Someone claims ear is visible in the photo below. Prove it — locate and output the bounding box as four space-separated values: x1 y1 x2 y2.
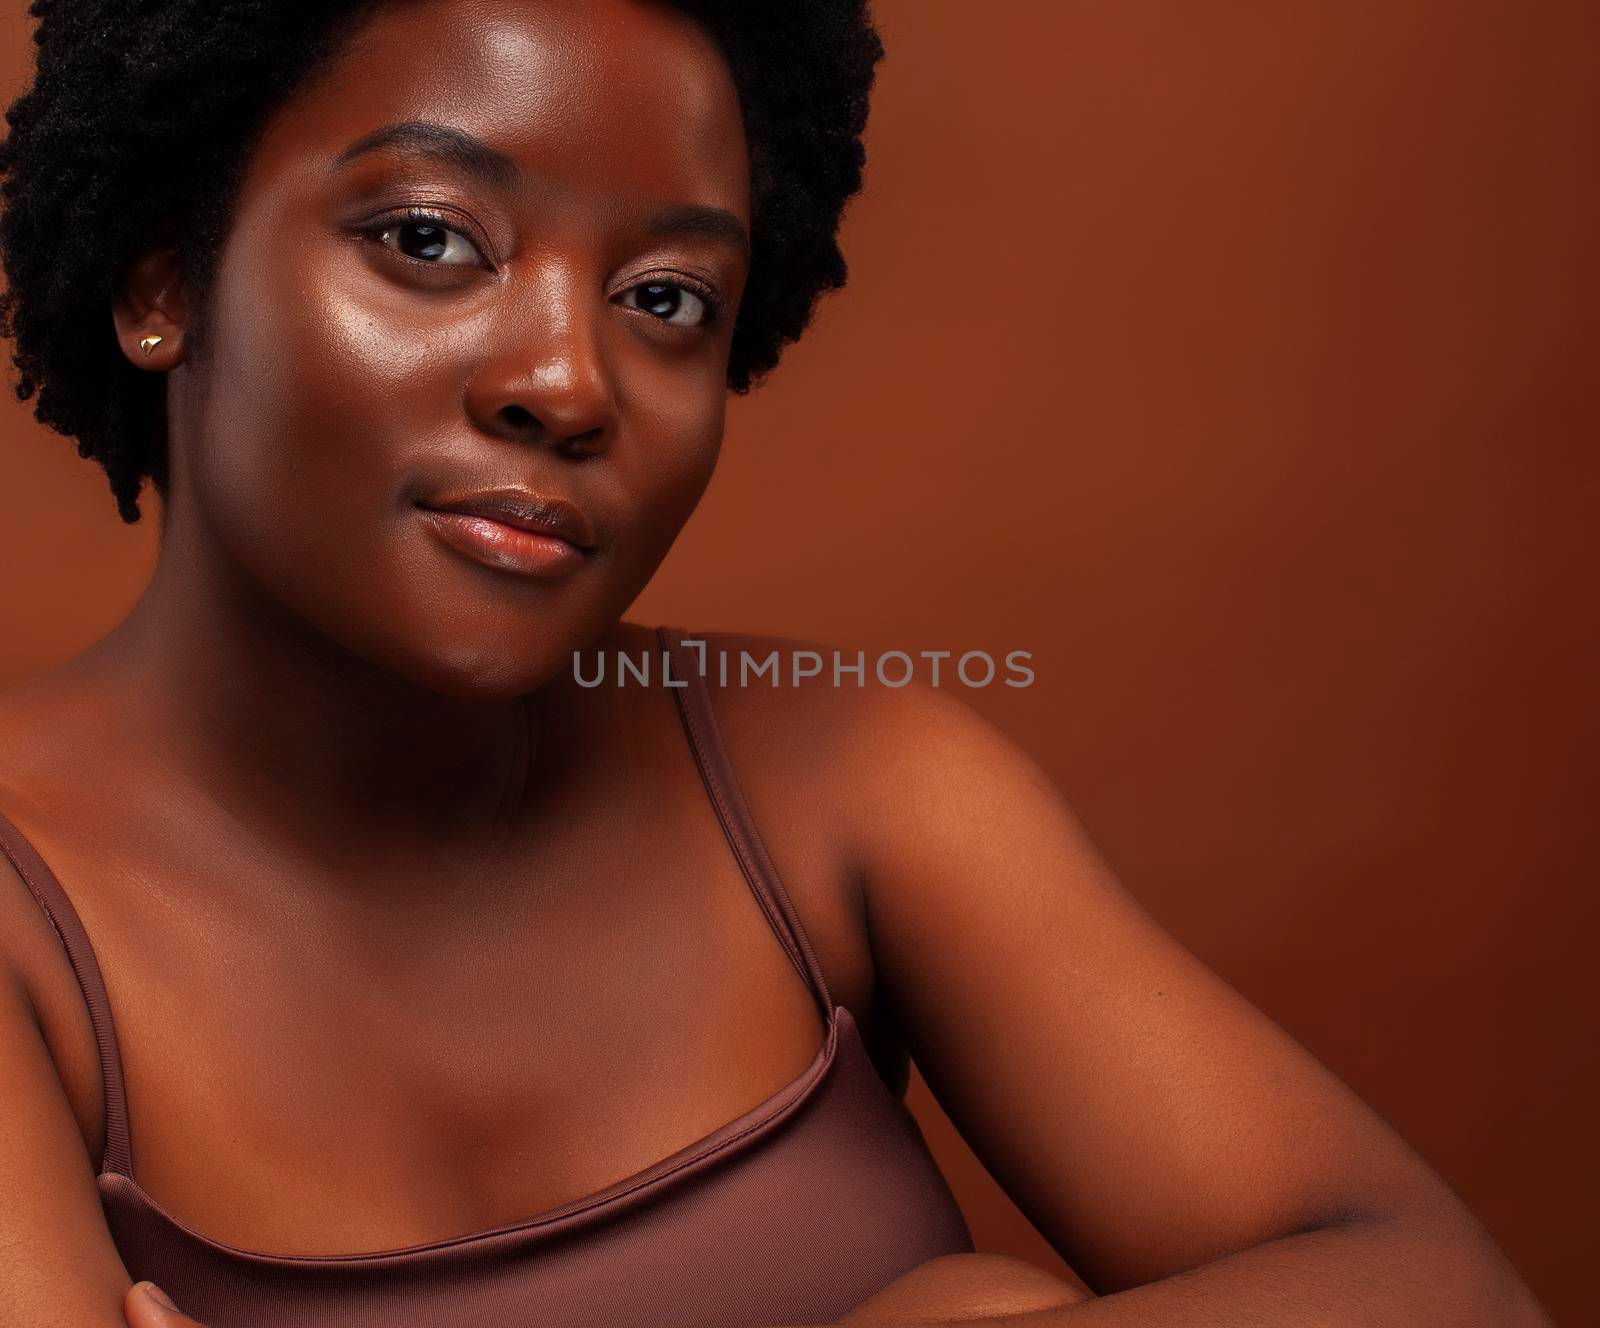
111 245 191 371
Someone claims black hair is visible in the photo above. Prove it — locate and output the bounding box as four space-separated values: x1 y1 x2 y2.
0 1 884 523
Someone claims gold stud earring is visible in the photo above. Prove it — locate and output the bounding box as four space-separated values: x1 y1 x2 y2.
139 334 164 357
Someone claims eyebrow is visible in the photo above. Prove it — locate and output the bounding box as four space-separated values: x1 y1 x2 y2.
333 119 751 260
334 119 520 191
642 203 751 261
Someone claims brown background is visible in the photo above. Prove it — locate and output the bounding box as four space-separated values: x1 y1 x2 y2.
1 1 1592 1322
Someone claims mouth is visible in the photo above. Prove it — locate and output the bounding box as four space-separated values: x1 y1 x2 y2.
415 488 597 579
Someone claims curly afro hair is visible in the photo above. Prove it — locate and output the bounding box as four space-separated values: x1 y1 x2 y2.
0 1 885 523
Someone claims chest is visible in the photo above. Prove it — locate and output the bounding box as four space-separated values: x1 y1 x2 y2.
136 920 827 1252
22 794 890 1256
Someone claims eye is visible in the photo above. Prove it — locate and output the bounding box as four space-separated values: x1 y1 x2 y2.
621 279 716 328
365 208 486 267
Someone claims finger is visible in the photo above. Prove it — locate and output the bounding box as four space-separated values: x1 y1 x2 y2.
123 1281 209 1328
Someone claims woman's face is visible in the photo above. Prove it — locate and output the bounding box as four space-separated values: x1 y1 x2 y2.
159 0 749 697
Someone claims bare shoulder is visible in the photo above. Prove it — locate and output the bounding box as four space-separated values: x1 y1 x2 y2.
681 626 1038 876
0 680 113 1175
0 730 83 1013
0 825 131 1319
665 627 1023 1030
679 624 972 812
681 624 1000 744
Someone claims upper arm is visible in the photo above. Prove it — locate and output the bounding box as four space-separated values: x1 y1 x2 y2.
838 680 1472 1294
0 855 134 1325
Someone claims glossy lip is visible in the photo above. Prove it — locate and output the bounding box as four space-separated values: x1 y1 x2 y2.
415 488 597 551
415 487 597 580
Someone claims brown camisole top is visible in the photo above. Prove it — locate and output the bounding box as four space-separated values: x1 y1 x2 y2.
0 625 974 1327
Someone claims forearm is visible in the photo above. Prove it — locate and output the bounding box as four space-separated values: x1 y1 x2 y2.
774 1212 1551 1328
1043 1211 1547 1328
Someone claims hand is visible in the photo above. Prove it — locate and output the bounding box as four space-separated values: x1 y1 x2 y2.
838 1252 1093 1324
124 1281 210 1328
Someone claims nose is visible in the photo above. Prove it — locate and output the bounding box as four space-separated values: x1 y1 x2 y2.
462 283 617 458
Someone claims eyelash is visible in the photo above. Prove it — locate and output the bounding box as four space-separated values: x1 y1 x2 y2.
360 206 725 328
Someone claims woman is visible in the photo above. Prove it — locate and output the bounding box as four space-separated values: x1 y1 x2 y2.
0 2 1551 1326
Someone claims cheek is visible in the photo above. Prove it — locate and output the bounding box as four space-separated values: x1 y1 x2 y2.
602 384 724 596
198 240 445 506
184 248 529 703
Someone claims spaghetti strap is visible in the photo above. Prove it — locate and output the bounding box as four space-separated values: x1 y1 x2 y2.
0 808 134 1178
656 625 836 1020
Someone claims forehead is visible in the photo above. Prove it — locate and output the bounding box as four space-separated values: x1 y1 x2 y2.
250 0 748 218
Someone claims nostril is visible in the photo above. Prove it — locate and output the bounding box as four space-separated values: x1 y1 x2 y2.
561 425 607 456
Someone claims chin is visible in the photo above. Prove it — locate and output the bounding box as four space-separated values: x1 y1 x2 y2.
408 640 571 702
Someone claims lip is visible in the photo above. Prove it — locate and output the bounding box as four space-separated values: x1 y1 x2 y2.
415 488 596 579
418 489 596 548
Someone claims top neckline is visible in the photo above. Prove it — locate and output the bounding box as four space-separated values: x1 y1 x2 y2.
97 1006 850 1267
0 623 849 1265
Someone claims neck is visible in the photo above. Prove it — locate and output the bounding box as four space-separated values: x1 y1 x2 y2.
77 519 607 863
